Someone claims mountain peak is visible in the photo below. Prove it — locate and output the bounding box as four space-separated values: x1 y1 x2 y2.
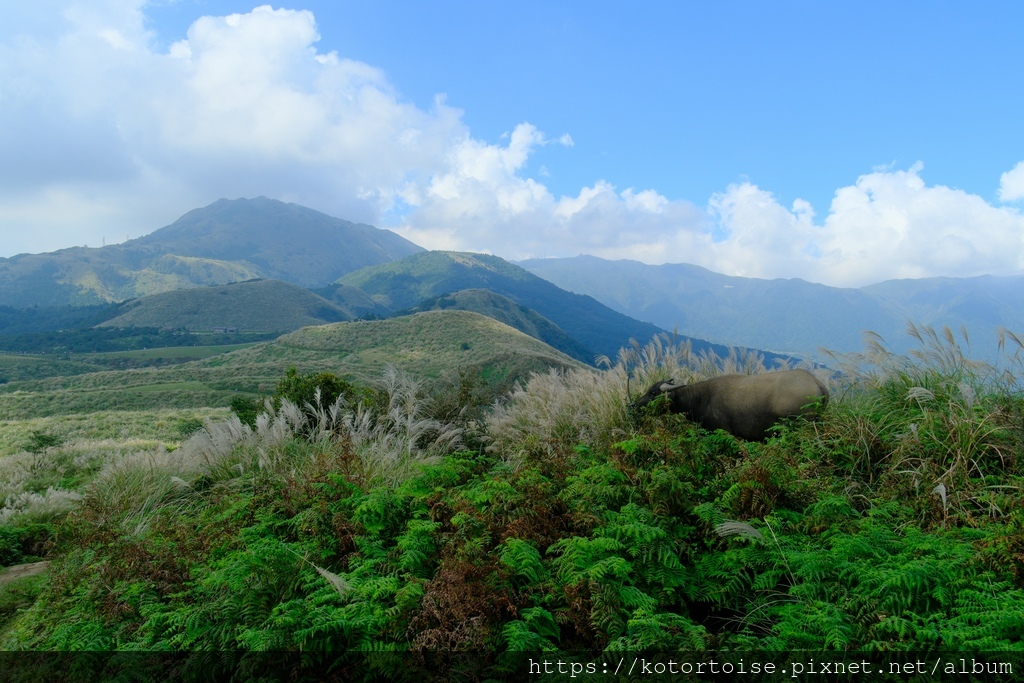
0 198 425 307
129 197 424 288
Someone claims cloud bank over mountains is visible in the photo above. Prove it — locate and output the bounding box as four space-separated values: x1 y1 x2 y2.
2 2 1022 287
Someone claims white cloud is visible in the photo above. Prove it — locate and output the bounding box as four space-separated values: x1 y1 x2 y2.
1 3 1022 289
0 2 468 251
1000 161 1024 202
693 164 1024 286
814 164 1024 285
402 158 1024 287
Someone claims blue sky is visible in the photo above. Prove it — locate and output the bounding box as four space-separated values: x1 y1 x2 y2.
2 1 1023 286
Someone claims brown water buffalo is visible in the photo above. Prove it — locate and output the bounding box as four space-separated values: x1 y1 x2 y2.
631 369 828 441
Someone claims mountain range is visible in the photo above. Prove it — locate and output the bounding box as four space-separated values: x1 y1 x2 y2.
519 256 1024 358
2 196 1020 363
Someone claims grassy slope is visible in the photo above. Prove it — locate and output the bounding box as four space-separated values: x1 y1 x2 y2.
0 311 585 417
0 343 261 385
272 309 586 382
97 279 353 331
400 289 597 364
0 247 263 307
339 251 668 361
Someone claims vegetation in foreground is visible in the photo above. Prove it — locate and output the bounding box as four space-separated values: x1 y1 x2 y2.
0 325 1023 680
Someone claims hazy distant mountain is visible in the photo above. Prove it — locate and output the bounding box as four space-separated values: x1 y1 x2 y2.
861 276 1024 346
401 288 596 364
97 279 357 332
519 256 1024 358
0 197 423 308
337 251 796 365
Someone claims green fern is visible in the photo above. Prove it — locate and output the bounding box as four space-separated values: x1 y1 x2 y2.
501 607 560 651
498 538 549 587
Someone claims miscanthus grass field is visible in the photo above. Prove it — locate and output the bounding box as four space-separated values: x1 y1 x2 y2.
1 324 1024 680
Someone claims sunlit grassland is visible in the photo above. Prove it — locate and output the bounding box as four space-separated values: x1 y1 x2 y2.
0 354 105 383
90 343 257 360
0 311 585 418
0 342 257 387
0 407 228 534
0 407 231 457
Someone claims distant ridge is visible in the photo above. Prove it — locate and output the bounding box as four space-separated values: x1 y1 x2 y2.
519 255 1024 358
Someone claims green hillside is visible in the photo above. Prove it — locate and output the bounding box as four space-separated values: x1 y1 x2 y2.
271 310 586 384
402 289 596 364
97 279 354 332
312 282 392 320
0 311 585 417
0 248 261 307
338 251 667 360
338 251 536 310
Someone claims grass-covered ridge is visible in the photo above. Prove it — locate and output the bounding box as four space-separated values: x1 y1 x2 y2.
1 325 1023 679
400 288 597 365
277 309 585 376
338 250 669 361
0 311 585 418
96 279 355 332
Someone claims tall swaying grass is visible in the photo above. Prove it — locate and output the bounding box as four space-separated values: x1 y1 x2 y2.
485 323 1023 523
0 488 83 526
486 333 802 466
80 366 463 535
820 322 1024 521
0 438 169 529
343 366 463 486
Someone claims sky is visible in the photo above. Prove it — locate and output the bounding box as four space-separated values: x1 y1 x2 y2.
2 1 1023 287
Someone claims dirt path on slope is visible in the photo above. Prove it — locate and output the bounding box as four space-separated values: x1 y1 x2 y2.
0 561 49 587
